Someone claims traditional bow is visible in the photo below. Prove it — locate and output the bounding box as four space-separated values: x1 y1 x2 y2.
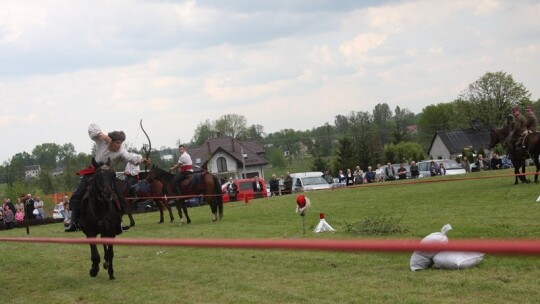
140 119 152 172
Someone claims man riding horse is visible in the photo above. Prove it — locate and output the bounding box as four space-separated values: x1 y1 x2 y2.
504 106 528 158
65 123 150 234
170 144 193 200
524 106 538 146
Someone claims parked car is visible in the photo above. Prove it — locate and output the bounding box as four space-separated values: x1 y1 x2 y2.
417 159 467 177
290 172 330 192
221 178 268 203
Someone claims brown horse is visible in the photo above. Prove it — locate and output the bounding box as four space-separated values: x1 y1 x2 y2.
122 178 175 226
489 127 529 184
523 132 540 183
146 165 223 223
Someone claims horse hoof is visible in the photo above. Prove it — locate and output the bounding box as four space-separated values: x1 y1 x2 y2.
103 261 109 269
109 275 116 280
187 219 191 224
90 267 99 277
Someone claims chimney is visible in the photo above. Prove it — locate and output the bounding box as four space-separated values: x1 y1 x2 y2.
231 138 235 152
206 141 211 154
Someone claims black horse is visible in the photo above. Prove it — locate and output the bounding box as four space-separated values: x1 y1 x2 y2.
78 158 120 280
523 132 540 183
489 127 529 184
146 165 223 223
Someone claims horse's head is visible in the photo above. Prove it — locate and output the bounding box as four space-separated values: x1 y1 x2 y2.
91 157 116 201
146 165 167 183
489 128 506 149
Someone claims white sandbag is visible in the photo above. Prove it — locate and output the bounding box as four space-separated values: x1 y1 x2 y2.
433 251 484 270
410 224 452 271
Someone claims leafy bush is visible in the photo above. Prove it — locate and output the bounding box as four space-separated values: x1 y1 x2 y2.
344 216 409 236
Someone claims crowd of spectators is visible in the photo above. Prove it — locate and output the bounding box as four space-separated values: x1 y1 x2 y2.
1 194 71 230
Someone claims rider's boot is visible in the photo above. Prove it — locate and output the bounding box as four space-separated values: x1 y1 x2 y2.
65 208 80 232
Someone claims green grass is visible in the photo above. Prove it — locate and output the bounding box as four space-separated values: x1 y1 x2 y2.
2 169 540 303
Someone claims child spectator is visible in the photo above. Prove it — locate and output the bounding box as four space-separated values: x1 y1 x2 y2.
15 209 24 224
3 205 14 230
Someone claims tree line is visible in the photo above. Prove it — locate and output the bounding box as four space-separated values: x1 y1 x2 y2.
0 71 537 196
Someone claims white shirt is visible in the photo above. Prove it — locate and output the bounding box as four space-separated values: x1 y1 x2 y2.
177 151 193 172
125 162 140 176
89 123 143 167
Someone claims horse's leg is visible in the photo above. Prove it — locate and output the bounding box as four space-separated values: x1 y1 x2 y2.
157 199 165 224
175 199 185 224
180 198 191 224
123 197 135 227
534 153 540 183
521 159 530 183
162 198 175 223
89 243 100 277
103 244 115 280
208 196 218 222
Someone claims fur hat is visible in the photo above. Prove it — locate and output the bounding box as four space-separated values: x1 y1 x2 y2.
108 131 126 142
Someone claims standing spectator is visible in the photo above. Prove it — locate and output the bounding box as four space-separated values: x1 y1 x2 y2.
410 161 419 178
429 161 439 176
252 176 264 199
282 172 293 195
490 153 503 170
461 156 471 173
226 177 239 202
33 196 45 220
353 166 364 185
346 168 354 186
475 155 489 171
365 166 376 183
124 162 140 199
375 164 385 182
24 194 36 220
3 198 16 215
3 205 14 229
322 170 334 184
439 163 446 175
384 162 396 181
15 197 24 213
397 163 407 180
337 170 346 185
269 174 280 197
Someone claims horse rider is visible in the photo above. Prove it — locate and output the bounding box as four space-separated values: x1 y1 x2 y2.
504 106 527 156
65 124 150 234
521 106 538 148
170 144 193 200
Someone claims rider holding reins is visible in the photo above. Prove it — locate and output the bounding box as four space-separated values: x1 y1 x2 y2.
65 123 150 234
170 144 193 200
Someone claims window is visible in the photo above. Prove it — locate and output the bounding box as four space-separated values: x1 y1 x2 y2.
217 157 227 172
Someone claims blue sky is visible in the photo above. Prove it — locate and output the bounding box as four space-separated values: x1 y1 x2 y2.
1 0 539 163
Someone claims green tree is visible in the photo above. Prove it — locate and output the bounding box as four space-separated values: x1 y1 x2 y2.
333 137 356 173
373 103 393 146
417 102 458 149
214 114 247 138
191 119 215 146
458 71 531 127
266 147 286 168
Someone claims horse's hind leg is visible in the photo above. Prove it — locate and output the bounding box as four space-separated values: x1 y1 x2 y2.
89 244 100 277
209 198 218 222
162 198 175 223
103 244 115 280
181 199 191 224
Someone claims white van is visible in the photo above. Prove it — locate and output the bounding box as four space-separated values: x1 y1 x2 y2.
290 172 331 192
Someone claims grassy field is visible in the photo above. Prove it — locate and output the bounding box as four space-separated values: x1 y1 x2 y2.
2 169 540 303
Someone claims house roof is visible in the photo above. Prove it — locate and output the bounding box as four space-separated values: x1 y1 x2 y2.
187 136 268 168
430 127 492 154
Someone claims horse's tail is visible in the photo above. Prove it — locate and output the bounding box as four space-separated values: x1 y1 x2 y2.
213 175 223 219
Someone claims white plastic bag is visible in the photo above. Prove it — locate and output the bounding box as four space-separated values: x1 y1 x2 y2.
433 251 485 269
410 224 452 271
32 209 39 215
